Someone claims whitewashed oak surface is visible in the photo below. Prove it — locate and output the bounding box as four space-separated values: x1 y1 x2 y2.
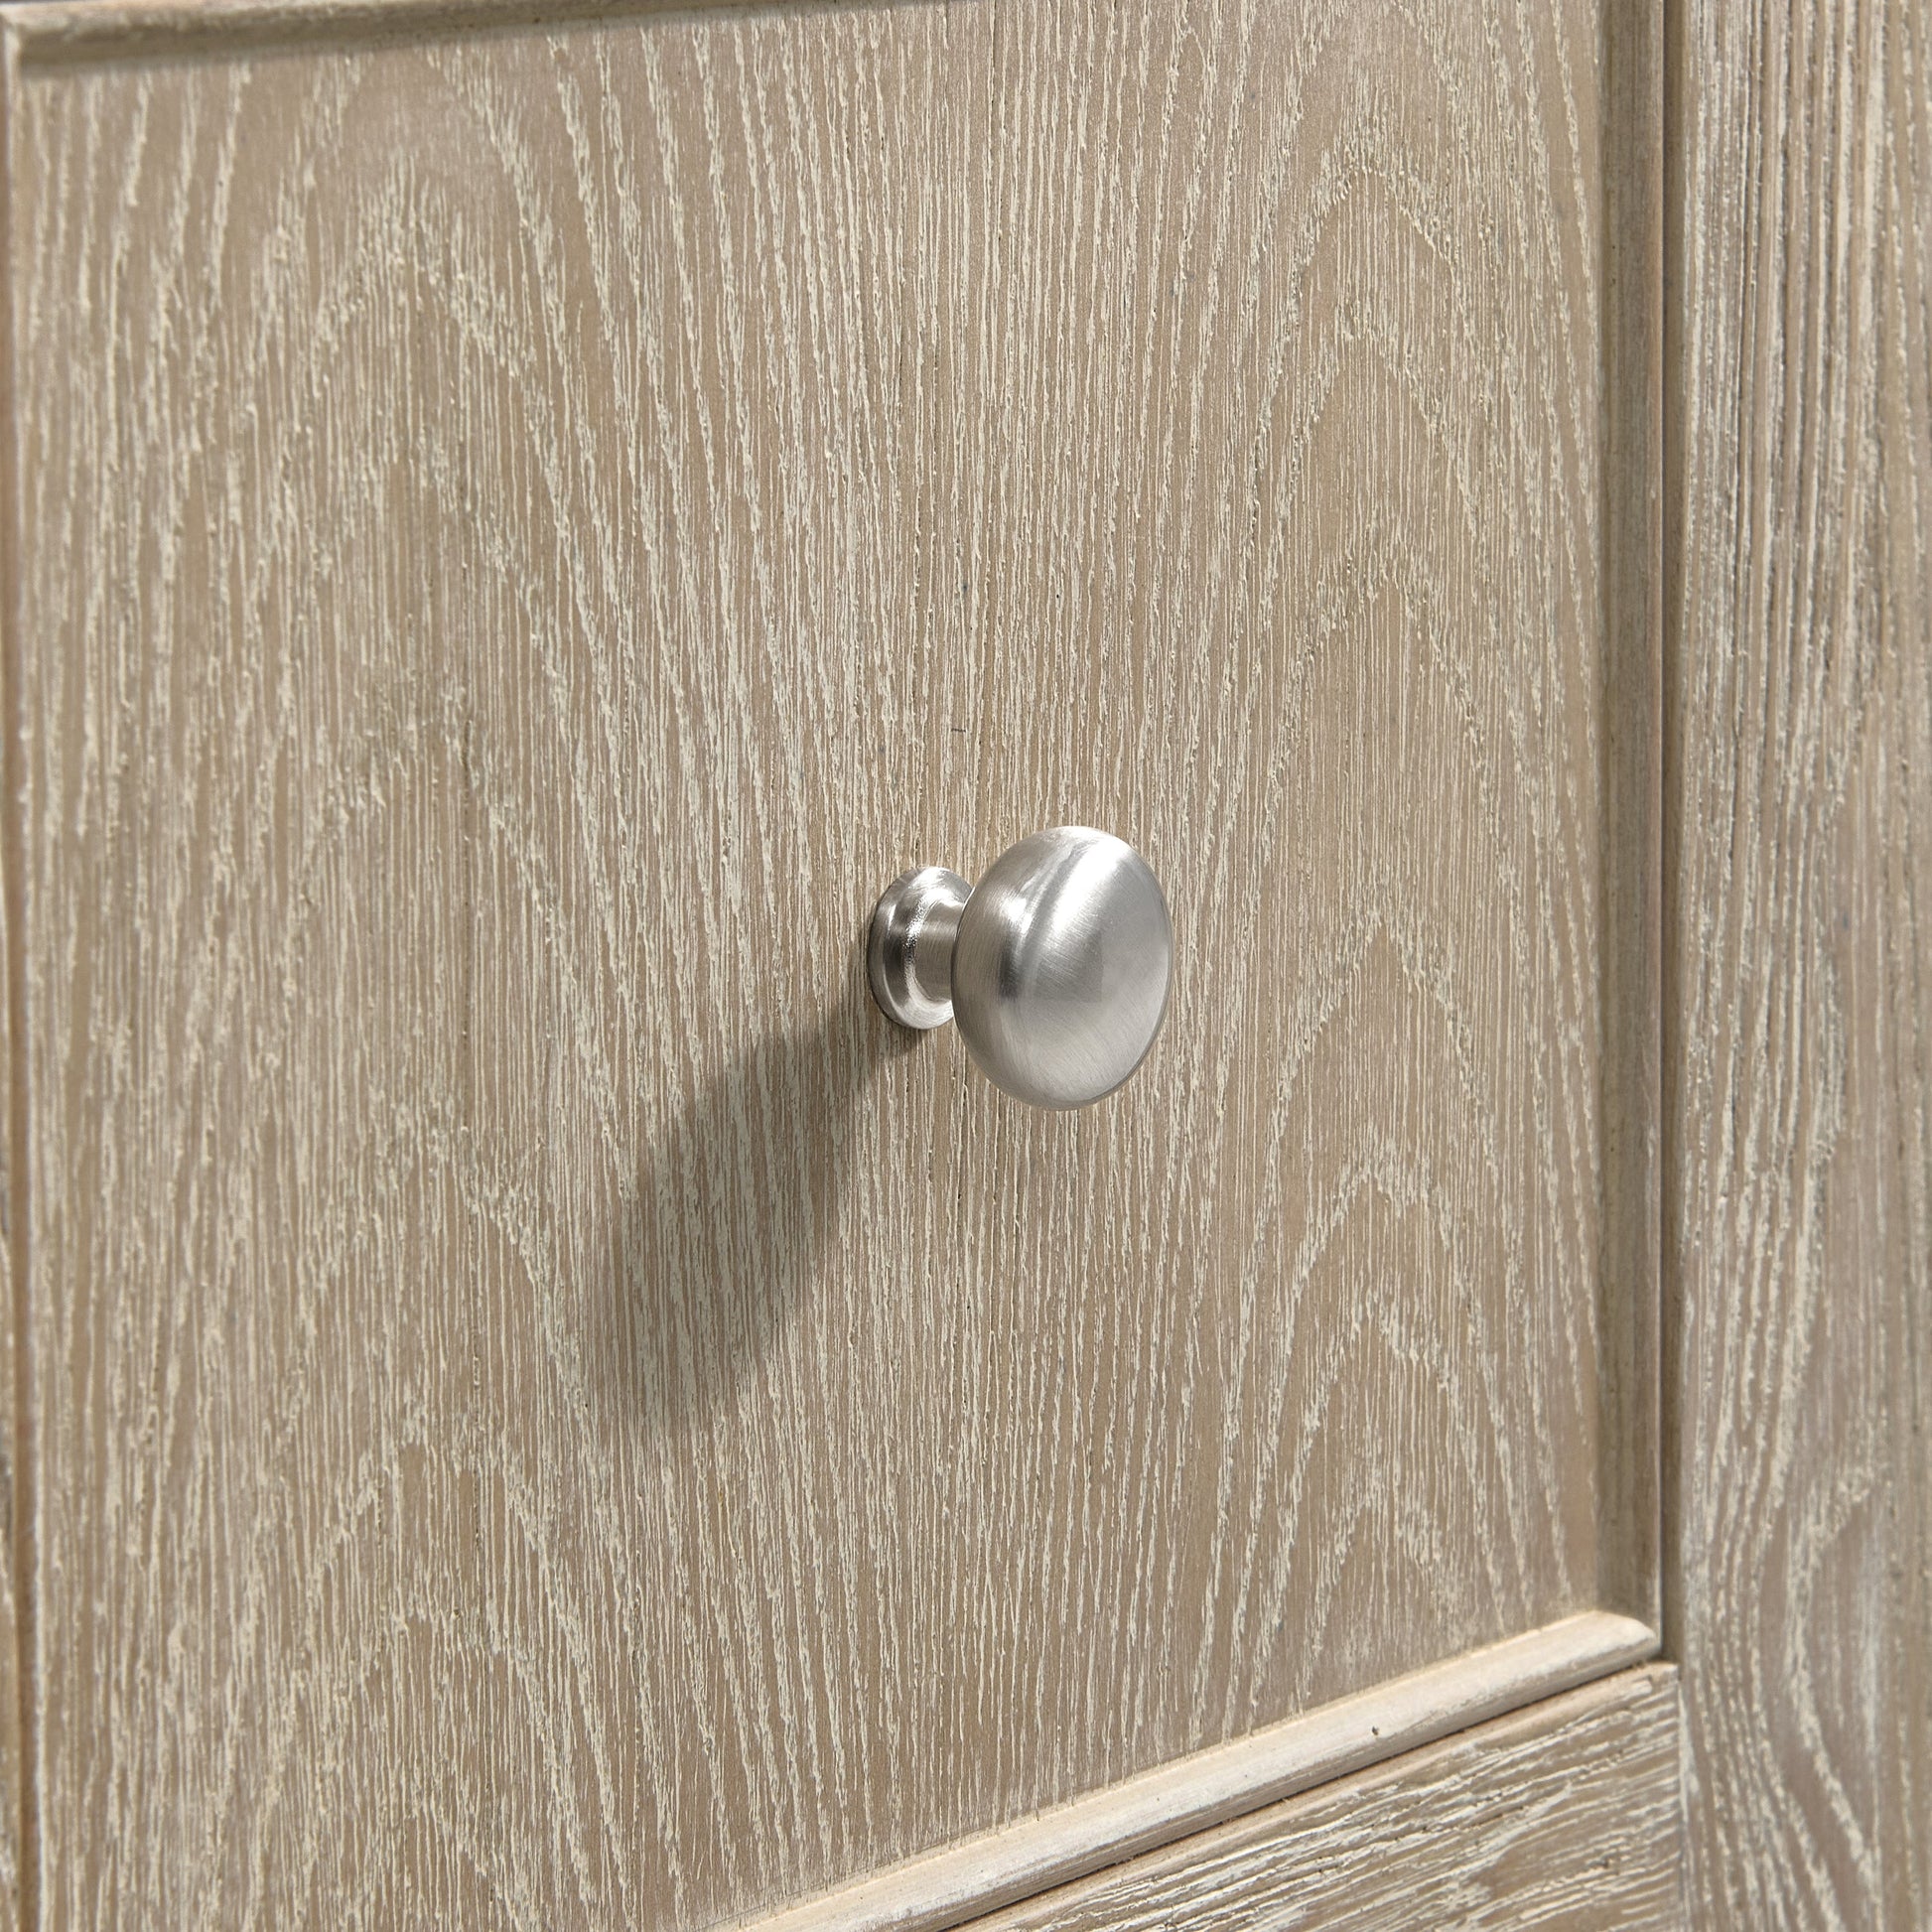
3 1 1650 1926
978 1665 1689 1930
0 870 19 1929
1667 0 1932 1922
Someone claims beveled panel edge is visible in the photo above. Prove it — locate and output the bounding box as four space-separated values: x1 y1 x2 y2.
1592 0 1666 1634
730 1611 1660 1932
0 0 827 65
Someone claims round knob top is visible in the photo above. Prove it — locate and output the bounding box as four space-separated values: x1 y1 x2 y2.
951 827 1172 1108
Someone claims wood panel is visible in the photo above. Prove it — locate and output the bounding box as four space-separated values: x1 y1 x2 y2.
976 1665 1689 1931
0 765 19 1928
2 1 1650 1926
1665 0 1932 1921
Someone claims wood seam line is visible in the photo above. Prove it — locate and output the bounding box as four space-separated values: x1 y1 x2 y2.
1655 0 1689 1685
728 1611 1661 1932
1591 0 1667 1635
0 0 845 66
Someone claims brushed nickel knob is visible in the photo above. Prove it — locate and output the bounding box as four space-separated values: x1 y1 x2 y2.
868 826 1173 1109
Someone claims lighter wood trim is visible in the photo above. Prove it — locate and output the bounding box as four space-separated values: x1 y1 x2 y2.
734 1612 1658 1932
977 1666 1689 1931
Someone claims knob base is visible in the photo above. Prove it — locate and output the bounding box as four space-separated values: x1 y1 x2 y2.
868 866 970 1030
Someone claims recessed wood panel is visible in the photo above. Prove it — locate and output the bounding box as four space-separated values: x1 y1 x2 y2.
2 1 1654 1925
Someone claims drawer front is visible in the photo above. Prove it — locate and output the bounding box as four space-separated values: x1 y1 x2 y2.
3 1 1657 1925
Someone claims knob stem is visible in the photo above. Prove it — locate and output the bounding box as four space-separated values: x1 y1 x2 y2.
868 865 970 1030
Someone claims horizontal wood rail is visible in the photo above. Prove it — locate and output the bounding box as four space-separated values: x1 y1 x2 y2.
3 0 806 63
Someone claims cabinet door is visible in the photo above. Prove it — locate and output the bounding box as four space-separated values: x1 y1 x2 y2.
0 1 1660 1925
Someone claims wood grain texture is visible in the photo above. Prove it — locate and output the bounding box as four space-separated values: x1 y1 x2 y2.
3 2 1652 1926
750 1612 1657 1932
0 29 25 1918
976 1664 1690 1932
1665 0 1932 1921
0 720 19 1932
6 0 815 63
